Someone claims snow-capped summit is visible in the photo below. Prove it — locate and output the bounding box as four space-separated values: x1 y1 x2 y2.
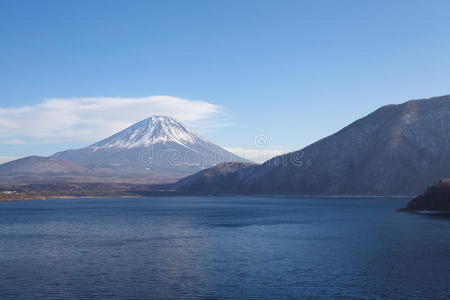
90 116 204 150
52 116 249 183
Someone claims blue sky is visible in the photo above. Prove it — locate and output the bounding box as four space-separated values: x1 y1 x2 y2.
1 0 450 163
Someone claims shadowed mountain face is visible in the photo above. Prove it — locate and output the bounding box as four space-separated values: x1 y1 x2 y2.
173 162 257 193
175 95 450 196
50 116 248 183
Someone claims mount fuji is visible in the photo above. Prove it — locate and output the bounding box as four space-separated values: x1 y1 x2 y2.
49 116 249 183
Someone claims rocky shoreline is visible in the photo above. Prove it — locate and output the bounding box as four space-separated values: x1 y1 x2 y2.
398 179 450 215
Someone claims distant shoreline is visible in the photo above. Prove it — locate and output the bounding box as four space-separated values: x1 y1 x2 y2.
0 194 141 202
0 191 413 203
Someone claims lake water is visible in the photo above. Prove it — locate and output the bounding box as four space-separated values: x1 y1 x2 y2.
1 196 449 299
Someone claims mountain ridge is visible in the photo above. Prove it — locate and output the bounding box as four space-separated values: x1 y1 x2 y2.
0 116 248 183
172 94 450 195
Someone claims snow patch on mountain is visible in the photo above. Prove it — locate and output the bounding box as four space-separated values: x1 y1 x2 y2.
90 116 204 150
50 115 250 183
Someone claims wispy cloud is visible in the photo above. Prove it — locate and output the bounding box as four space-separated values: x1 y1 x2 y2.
0 139 27 145
0 96 223 143
225 147 286 163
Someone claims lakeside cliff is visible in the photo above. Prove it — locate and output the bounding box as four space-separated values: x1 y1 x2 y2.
399 179 450 213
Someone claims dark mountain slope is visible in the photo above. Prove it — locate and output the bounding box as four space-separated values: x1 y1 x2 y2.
173 94 450 196
241 95 450 195
173 162 257 193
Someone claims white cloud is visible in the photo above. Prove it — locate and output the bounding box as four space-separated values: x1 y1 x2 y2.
0 96 222 143
0 139 27 145
225 147 286 163
0 156 19 164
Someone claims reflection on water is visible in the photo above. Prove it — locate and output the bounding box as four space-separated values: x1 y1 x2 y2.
1 196 449 299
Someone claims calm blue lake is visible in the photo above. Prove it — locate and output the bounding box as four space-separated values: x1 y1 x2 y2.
1 196 449 299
